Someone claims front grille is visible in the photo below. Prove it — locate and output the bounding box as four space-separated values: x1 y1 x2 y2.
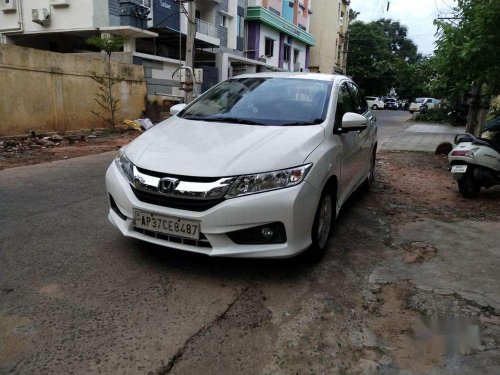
134 227 212 248
135 166 222 183
132 187 224 212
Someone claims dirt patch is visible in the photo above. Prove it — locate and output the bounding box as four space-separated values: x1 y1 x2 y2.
376 151 500 221
369 284 445 374
0 315 30 369
224 289 273 330
39 283 63 299
401 241 438 264
0 131 139 170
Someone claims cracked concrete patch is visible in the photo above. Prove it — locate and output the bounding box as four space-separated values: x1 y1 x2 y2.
370 219 500 311
156 287 276 375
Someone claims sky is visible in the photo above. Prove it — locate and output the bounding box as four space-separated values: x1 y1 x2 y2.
349 0 457 55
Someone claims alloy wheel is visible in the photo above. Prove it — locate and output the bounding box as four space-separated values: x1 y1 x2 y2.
317 195 333 249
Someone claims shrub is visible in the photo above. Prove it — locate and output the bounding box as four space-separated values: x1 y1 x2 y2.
413 107 450 123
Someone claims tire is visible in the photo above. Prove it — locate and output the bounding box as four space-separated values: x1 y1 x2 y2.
458 173 481 198
372 104 378 110
306 189 336 260
362 148 377 192
409 110 414 114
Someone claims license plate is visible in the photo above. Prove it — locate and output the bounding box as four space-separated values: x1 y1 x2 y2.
451 165 468 173
134 210 200 240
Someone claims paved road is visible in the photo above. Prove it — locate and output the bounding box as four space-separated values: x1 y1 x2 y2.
1 112 498 375
376 110 465 152
373 109 413 145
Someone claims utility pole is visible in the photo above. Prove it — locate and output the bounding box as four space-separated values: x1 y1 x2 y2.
185 0 196 103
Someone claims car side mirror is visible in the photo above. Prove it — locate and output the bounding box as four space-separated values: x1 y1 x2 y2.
170 103 187 116
339 112 368 132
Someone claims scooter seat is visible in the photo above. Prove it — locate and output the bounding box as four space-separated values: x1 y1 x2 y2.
456 133 500 153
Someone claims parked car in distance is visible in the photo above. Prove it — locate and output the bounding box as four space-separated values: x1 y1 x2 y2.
106 73 378 259
384 98 398 110
365 96 385 110
409 97 440 113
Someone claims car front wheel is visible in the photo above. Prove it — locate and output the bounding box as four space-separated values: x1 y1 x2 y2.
362 148 376 192
372 104 378 110
306 190 335 259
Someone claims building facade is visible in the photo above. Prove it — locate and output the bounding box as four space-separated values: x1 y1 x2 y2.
0 0 320 100
308 0 349 74
0 0 261 98
245 0 315 72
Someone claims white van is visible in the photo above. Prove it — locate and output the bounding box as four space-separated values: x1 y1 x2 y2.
409 98 440 113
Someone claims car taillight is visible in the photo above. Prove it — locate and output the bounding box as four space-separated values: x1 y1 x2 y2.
451 150 469 156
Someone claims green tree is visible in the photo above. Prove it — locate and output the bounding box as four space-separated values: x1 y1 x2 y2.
347 21 396 95
347 18 424 97
434 0 500 132
395 57 439 100
86 35 125 128
434 0 500 96
348 9 359 23
374 19 421 63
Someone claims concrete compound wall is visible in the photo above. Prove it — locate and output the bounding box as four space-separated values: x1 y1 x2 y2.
0 44 146 136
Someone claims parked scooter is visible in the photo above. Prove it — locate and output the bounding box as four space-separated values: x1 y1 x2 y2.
449 117 500 198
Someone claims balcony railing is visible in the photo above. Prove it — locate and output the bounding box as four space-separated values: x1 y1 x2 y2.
196 19 218 39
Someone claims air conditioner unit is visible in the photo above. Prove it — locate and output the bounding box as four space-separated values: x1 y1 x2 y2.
49 0 70 8
32 8 51 26
1 0 17 13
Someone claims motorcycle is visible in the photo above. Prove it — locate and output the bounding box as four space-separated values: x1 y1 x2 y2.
448 117 500 198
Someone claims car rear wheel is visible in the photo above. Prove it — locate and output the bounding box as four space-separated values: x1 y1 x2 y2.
372 104 378 110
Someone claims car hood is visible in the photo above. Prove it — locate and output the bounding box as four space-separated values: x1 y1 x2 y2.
124 116 325 177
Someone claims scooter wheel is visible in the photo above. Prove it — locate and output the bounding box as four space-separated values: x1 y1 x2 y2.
458 174 481 198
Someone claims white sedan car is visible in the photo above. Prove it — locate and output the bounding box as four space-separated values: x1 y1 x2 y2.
364 96 385 110
106 73 377 258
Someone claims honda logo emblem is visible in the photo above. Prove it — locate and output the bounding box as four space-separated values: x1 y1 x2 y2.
158 177 179 194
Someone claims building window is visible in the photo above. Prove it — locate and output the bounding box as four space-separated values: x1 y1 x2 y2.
237 15 244 37
294 49 300 64
284 44 291 62
220 15 226 27
269 7 280 16
265 38 274 57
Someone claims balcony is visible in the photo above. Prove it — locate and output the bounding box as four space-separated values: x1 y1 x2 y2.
196 18 218 39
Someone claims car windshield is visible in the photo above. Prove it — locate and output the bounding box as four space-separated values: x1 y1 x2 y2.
415 98 425 103
179 77 332 126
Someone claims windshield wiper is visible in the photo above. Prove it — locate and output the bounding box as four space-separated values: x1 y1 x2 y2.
280 118 324 126
183 116 266 125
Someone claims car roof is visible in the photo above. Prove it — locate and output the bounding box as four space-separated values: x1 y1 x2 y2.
233 72 345 83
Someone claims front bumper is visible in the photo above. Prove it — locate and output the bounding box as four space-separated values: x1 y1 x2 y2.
105 162 321 258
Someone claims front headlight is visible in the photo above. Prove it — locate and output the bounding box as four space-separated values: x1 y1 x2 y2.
115 149 134 183
226 164 312 198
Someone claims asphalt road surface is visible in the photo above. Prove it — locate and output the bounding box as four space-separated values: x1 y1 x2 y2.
3 111 497 375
